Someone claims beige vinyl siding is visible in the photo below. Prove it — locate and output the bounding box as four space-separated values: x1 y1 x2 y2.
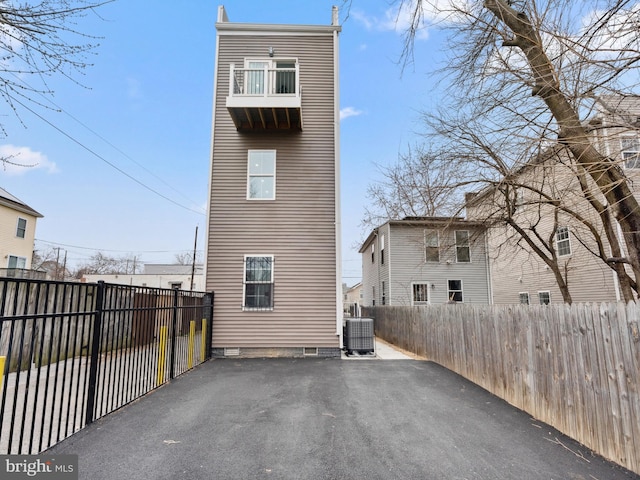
208 32 338 348
0 205 38 269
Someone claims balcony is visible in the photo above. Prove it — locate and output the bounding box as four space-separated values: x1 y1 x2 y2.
226 63 302 131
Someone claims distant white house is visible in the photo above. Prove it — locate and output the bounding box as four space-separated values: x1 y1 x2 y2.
0 187 43 278
82 264 205 291
360 217 492 306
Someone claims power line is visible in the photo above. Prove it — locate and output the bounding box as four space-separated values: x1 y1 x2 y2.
10 95 206 215
36 238 204 254
8 71 206 212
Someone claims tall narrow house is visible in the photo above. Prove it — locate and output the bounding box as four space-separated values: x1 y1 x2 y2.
206 6 342 357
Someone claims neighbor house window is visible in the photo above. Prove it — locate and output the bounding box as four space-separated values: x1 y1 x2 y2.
371 244 375 263
556 226 571 256
16 218 27 239
243 256 274 310
538 291 551 305
448 280 463 302
621 136 640 169
372 286 375 306
7 255 26 269
242 59 297 95
381 281 386 305
424 230 439 263
247 150 276 200
519 292 530 305
380 234 385 265
412 283 430 305
455 231 471 263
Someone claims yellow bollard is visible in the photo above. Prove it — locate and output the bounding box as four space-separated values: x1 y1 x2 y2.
201 319 207 361
0 356 5 393
157 326 168 386
187 321 195 369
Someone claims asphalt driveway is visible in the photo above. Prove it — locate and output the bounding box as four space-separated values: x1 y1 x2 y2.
49 358 638 480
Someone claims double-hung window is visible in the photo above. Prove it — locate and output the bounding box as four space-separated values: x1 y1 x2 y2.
16 218 27 238
412 283 430 305
448 280 463 302
519 292 530 305
243 256 274 310
424 229 439 262
7 255 26 269
556 226 571 257
538 291 551 305
621 136 640 169
455 231 471 263
247 150 275 200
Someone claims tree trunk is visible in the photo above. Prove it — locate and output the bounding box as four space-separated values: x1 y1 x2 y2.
484 0 640 293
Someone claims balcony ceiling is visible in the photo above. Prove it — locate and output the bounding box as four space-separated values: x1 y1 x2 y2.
227 106 302 131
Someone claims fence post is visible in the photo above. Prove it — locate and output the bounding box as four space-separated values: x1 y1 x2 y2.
204 292 214 360
169 289 178 380
85 281 105 425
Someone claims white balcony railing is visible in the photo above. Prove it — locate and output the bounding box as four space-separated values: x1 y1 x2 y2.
228 64 300 98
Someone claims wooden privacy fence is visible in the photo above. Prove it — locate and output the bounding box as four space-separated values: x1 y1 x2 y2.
363 303 640 475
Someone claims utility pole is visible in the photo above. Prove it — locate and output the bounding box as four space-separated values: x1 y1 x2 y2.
62 250 67 281
54 247 61 281
190 226 198 291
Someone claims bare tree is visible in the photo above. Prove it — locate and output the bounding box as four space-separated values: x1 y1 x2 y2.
380 0 640 300
74 252 141 277
362 144 469 229
0 0 110 167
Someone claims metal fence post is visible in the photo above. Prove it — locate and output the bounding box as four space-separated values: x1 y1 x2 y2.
205 292 214 360
169 289 178 380
85 281 104 425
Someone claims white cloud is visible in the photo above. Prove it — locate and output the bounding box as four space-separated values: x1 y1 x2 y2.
351 1 473 39
340 107 364 121
0 144 58 176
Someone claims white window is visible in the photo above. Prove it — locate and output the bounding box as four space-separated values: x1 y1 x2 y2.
424 230 439 263
372 286 376 306
621 136 640 169
380 234 385 265
538 291 551 305
16 218 27 239
247 150 276 200
455 231 471 263
519 292 530 305
371 244 375 264
556 226 571 256
448 280 463 302
412 283 430 305
8 255 27 269
243 256 274 310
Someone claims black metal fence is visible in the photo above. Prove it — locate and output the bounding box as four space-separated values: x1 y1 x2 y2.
0 278 214 454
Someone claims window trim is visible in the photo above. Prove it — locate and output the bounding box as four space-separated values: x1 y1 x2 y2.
538 291 551 305
555 226 571 257
411 282 430 306
247 150 276 200
243 255 274 311
16 217 27 239
455 230 471 263
447 279 463 303
424 229 440 263
621 136 640 169
7 255 27 269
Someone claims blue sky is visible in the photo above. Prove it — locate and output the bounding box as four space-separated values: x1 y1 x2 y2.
0 1 445 285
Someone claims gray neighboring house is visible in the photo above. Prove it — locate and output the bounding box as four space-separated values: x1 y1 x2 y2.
360 217 492 306
205 6 342 357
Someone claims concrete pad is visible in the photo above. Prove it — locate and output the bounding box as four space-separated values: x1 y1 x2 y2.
48 359 639 480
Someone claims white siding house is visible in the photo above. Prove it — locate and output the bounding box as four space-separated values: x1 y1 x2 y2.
360 217 492 306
